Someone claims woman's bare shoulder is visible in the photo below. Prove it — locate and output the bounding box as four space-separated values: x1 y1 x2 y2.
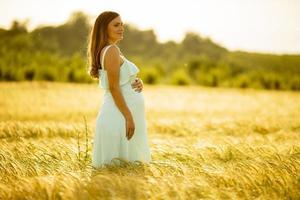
102 46 122 71
100 45 119 62
105 45 119 59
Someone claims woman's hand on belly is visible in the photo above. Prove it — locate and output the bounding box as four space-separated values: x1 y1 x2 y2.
131 78 143 93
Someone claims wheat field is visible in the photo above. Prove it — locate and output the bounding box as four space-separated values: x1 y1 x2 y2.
0 81 299 200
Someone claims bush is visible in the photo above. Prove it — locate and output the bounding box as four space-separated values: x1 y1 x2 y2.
169 68 192 85
24 68 35 80
139 67 161 84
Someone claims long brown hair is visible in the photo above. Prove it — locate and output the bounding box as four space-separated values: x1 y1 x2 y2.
87 11 120 79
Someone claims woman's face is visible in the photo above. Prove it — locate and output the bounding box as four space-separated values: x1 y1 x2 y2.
107 16 124 43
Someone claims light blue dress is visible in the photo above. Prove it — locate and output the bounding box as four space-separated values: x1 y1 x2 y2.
91 44 151 168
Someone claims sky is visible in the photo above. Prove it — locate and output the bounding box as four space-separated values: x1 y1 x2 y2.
0 0 300 55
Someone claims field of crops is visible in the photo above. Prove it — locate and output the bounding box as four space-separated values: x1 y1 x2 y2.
0 81 299 199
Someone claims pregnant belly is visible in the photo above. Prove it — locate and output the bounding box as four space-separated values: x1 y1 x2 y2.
102 84 145 112
122 86 145 108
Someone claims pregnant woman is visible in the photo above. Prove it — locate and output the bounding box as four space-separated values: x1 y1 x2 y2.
87 11 151 168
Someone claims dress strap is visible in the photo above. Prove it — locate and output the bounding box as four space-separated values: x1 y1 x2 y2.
101 44 119 70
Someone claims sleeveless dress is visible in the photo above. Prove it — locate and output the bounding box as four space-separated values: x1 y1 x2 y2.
91 44 151 168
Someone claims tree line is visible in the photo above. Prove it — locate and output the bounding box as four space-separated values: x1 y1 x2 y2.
0 11 299 91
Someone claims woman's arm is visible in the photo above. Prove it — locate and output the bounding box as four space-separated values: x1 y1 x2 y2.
104 45 132 119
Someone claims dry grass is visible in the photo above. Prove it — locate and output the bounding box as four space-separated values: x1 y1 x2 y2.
0 81 299 199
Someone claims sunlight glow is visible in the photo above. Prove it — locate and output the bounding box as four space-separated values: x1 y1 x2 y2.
0 0 299 54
